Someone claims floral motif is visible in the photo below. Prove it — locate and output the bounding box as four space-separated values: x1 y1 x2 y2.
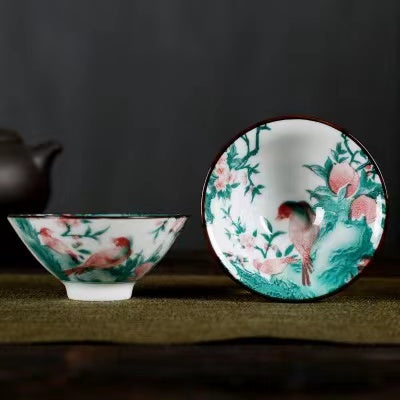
204 124 270 224
239 233 255 250
58 215 81 227
151 219 169 240
150 217 187 240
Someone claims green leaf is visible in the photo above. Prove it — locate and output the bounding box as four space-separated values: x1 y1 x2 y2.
78 249 91 255
252 229 257 237
204 186 216 224
261 233 270 242
229 158 242 169
255 246 267 258
307 190 332 203
331 149 339 162
227 144 238 169
276 249 282 257
94 226 110 236
271 231 285 240
251 188 258 202
221 207 230 217
337 185 347 201
264 218 273 233
284 244 295 256
303 164 327 180
336 142 346 154
61 224 71 236
357 169 384 198
249 185 265 201
230 182 240 189
324 157 333 175
217 190 226 199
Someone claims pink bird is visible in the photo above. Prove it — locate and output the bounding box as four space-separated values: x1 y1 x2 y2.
65 237 132 276
39 228 79 263
276 201 319 286
253 256 296 276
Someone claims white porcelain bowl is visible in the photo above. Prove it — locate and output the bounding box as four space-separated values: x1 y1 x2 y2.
9 214 188 301
202 117 387 301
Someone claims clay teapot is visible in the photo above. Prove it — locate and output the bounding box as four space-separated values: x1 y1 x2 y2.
0 128 62 214
0 128 62 265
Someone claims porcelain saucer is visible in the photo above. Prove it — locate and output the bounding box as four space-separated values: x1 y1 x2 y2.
202 116 387 301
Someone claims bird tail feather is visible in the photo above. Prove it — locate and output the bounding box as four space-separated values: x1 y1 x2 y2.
302 255 313 286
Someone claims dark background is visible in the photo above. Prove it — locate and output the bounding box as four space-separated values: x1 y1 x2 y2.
0 0 397 254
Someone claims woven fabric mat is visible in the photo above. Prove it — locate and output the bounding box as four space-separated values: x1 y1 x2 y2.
0 274 399 345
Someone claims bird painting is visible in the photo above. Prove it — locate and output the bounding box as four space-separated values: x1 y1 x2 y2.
64 237 132 276
39 228 79 263
276 201 319 286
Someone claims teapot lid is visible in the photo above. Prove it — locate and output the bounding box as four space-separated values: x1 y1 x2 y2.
0 128 22 143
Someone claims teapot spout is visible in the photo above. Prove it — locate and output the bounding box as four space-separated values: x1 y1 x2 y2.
31 141 62 173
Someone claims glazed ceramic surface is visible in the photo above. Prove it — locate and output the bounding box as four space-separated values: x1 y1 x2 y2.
202 117 387 301
9 214 188 301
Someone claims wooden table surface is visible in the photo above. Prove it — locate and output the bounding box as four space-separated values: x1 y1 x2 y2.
1 252 399 399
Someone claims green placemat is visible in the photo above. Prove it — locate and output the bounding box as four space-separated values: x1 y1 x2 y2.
0 274 399 344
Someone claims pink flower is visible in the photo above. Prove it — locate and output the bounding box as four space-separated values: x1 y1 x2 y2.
215 176 227 191
216 164 228 176
365 164 373 176
227 171 237 184
328 162 360 197
215 170 237 192
350 195 377 224
58 216 80 227
239 234 255 249
134 262 154 280
170 217 186 233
